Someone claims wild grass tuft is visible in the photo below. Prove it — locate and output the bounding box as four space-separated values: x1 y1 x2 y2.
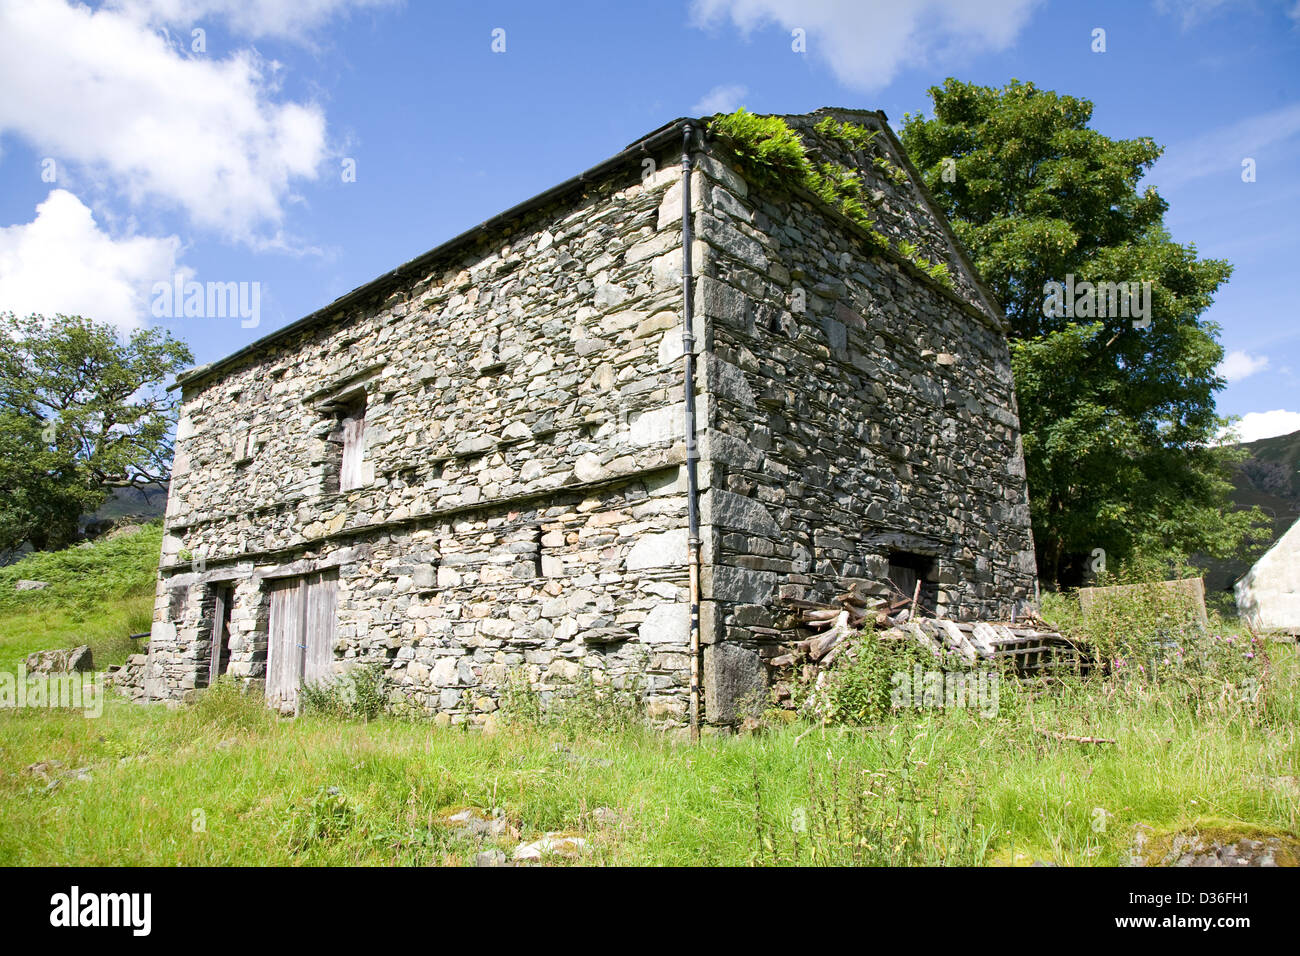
298 665 387 722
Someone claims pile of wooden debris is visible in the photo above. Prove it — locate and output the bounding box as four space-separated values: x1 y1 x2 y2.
773 583 1086 683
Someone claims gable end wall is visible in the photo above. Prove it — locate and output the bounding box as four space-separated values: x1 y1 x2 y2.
690 143 1037 721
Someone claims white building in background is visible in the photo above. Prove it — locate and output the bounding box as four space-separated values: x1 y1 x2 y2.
1236 516 1300 633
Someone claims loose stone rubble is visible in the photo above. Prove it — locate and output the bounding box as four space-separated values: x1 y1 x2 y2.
107 653 149 700
133 108 1037 728
1129 823 1298 867
441 807 519 843
512 833 589 862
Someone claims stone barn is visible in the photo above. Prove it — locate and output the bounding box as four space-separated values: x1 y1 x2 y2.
141 108 1038 730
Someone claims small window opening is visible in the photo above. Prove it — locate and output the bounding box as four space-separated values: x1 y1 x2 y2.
323 393 367 494
886 551 937 614
168 585 188 621
532 525 545 578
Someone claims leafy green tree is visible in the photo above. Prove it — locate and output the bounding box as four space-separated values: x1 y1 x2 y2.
0 313 192 552
0 410 97 552
900 79 1266 585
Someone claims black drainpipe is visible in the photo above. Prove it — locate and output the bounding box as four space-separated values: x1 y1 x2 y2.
680 123 702 742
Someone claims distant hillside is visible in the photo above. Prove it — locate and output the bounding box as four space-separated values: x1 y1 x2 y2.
89 483 169 524
1203 428 1300 594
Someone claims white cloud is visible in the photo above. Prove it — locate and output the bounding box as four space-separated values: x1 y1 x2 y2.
0 190 184 332
1218 349 1270 382
0 0 331 243
690 0 1041 92
109 0 398 43
1222 409 1300 444
693 84 749 114
1150 102 1300 190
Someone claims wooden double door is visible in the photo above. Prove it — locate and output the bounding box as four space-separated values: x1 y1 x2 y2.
266 570 338 712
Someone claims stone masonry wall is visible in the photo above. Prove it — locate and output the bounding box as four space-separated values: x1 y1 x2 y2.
689 131 1037 718
145 138 704 724
781 110 986 309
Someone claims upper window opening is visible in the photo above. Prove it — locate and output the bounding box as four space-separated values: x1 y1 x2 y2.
322 391 367 494
339 396 366 492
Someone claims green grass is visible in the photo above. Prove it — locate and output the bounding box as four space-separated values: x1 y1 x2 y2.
0 531 1295 866
0 642 1294 866
0 522 160 673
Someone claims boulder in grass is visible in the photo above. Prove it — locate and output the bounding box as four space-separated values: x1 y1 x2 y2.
24 645 94 673
14 580 49 592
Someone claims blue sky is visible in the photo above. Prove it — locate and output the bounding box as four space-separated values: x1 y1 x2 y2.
1 0 1297 440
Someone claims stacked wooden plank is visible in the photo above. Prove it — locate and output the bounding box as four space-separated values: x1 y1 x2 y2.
892 618 1085 674
776 587 1086 677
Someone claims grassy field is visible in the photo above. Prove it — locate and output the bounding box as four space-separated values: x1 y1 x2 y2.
0 644 1295 866
0 530 1296 866
0 523 160 673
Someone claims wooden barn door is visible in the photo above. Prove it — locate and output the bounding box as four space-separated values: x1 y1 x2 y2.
266 578 303 711
266 570 338 712
303 572 337 690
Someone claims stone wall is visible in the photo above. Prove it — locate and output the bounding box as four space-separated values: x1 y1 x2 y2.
688 118 1037 716
147 136 702 723
780 110 987 310
108 652 149 702
146 475 694 722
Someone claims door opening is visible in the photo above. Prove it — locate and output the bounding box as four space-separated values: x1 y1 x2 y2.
207 584 234 686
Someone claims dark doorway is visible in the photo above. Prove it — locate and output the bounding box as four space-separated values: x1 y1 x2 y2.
886 551 937 614
207 585 234 686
